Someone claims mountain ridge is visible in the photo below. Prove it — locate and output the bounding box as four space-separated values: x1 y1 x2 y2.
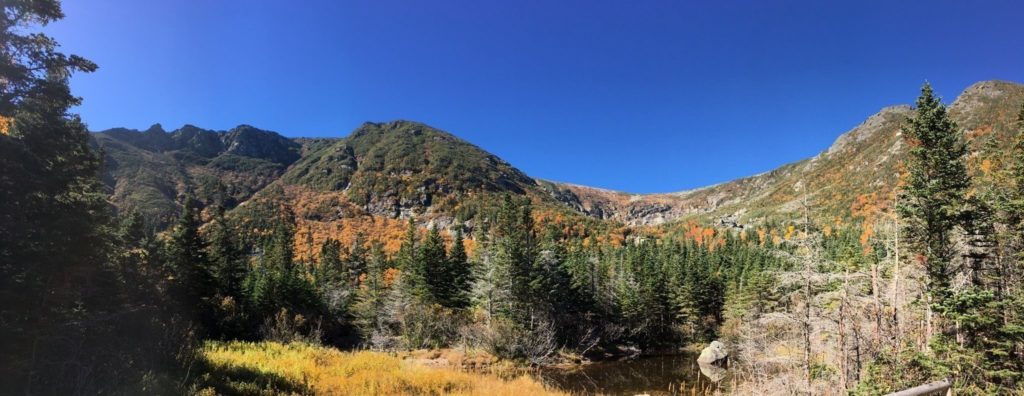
91 79 1024 230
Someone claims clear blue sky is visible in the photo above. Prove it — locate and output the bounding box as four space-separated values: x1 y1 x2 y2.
51 0 1024 193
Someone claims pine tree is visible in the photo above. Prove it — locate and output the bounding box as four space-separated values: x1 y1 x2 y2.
204 205 248 338
207 205 245 299
343 233 368 286
353 242 390 346
420 225 448 305
395 218 429 301
0 4 117 389
493 195 538 320
167 197 216 330
446 229 472 309
897 82 971 346
315 238 344 291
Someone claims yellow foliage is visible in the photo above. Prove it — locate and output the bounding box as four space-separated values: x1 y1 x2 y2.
199 341 564 396
980 158 994 175
0 116 10 136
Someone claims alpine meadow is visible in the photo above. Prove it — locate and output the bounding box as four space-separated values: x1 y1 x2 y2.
2 1 1024 395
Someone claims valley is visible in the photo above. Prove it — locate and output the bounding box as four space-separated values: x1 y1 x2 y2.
4 2 1024 394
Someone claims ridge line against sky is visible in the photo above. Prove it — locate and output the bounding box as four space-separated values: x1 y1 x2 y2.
50 0 1024 193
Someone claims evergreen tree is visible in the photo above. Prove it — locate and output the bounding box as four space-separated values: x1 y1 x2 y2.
0 2 180 390
420 225 448 305
353 242 390 346
315 238 344 291
343 233 368 286
445 229 472 309
897 82 970 332
166 197 216 331
207 205 246 299
205 205 248 338
493 195 538 321
395 218 429 301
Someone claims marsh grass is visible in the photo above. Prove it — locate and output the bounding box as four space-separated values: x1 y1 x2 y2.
193 341 564 395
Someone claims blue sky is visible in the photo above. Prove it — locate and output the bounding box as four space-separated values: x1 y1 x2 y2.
51 1 1024 193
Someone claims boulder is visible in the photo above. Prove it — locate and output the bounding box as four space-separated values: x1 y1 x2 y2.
698 361 727 382
697 340 728 365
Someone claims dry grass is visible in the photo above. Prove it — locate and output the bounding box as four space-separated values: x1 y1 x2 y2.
195 341 564 396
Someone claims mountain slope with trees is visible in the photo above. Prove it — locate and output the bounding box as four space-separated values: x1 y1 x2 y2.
92 80 1024 236
553 80 1024 227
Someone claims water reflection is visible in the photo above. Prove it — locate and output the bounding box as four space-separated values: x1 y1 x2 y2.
538 353 728 395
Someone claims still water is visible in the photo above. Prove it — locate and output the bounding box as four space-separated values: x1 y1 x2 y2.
537 353 729 395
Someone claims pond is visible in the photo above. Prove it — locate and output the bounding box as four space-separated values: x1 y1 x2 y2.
537 353 730 395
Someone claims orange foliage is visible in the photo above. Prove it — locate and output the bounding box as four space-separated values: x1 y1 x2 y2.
850 192 886 254
966 125 993 140
0 116 10 136
383 268 400 288
859 222 874 254
980 159 994 175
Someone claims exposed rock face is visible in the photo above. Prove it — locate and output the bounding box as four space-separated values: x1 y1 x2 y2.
697 340 728 365
91 124 303 225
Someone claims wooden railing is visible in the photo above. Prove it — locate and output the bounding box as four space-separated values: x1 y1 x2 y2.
886 379 952 396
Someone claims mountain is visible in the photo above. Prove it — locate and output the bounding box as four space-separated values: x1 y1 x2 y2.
92 124 303 224
279 120 537 218
549 80 1024 226
91 80 1024 236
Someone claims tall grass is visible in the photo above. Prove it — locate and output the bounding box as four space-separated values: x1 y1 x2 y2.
194 341 564 395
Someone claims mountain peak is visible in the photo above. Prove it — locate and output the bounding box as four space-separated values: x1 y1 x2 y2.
950 80 1024 126
144 123 165 134
825 104 911 156
350 120 461 142
280 119 535 217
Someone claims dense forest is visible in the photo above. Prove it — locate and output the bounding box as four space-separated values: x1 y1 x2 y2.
2 1 1023 395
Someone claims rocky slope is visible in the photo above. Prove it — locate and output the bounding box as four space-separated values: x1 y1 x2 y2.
92 124 303 224
551 80 1024 226
92 80 1024 233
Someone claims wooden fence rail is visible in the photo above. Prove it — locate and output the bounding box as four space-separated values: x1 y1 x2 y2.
885 379 952 396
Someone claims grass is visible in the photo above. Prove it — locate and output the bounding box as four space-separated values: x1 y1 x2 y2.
194 341 565 396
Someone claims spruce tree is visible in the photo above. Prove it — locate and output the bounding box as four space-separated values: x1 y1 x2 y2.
343 233 368 286
207 205 245 299
353 242 389 344
493 195 538 320
315 238 344 291
167 197 216 330
898 82 970 308
420 225 448 305
446 229 472 309
395 218 428 301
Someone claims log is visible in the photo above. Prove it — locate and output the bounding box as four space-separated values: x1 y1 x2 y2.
885 379 951 396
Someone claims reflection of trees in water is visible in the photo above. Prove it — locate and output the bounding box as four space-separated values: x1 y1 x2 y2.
539 354 725 395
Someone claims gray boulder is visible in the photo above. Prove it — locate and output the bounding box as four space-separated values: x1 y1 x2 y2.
698 361 727 382
697 340 728 365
